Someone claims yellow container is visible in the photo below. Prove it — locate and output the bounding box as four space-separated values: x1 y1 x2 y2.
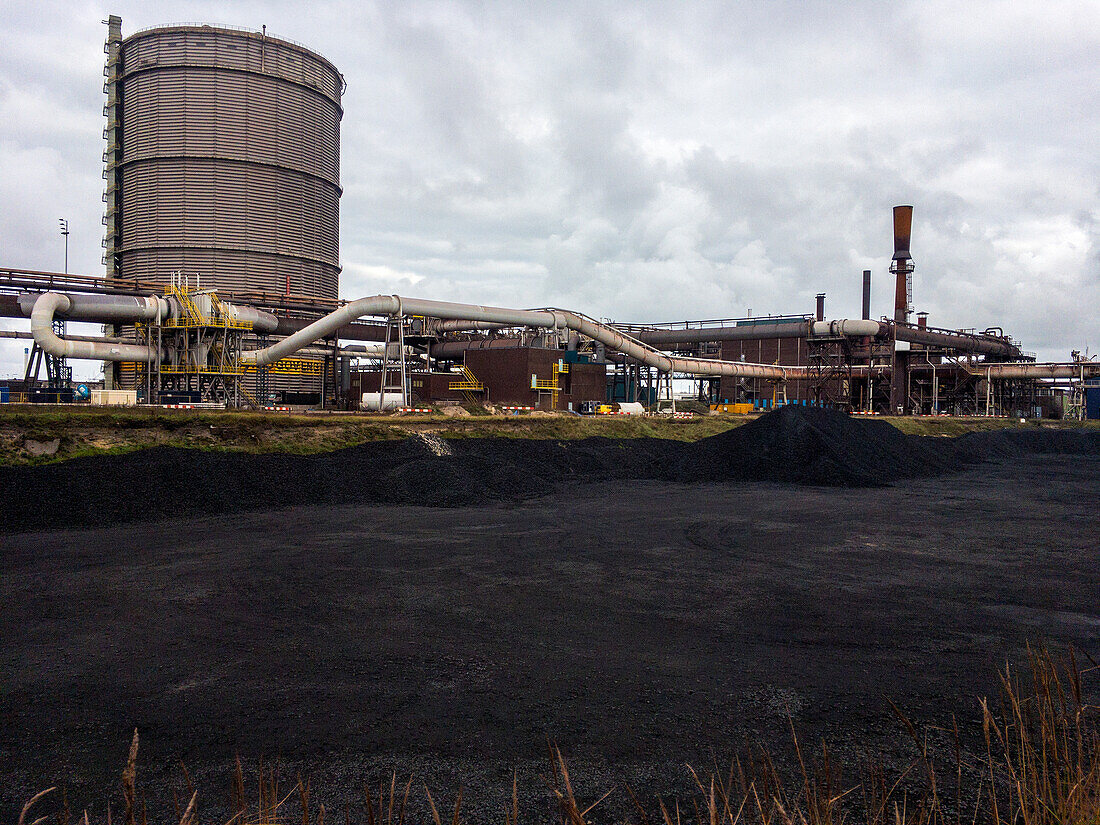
710 402 755 414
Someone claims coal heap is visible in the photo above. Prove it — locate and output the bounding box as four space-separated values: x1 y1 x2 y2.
2 407 1098 534
954 426 1100 461
682 405 962 487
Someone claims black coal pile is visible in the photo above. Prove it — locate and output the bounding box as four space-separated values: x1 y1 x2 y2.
680 405 963 487
954 426 1100 462
0 434 676 534
2 408 1098 534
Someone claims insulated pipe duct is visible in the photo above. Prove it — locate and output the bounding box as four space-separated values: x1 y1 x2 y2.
19 291 170 322
893 325 1018 357
905 361 1100 379
628 317 1012 358
18 290 277 333
221 302 279 333
30 292 160 362
622 321 812 347
278 343 397 359
810 319 883 338
241 294 795 379
978 362 1100 380
0 329 138 345
429 338 527 359
436 319 511 332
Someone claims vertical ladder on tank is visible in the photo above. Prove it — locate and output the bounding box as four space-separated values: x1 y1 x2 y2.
379 316 408 409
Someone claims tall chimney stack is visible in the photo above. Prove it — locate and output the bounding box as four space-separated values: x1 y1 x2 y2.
862 270 872 320
815 293 825 321
891 205 914 324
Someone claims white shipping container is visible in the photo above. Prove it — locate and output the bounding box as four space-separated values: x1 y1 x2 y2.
90 389 138 406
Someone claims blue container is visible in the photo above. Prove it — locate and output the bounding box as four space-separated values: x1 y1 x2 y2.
0 386 8 403
1087 386 1100 420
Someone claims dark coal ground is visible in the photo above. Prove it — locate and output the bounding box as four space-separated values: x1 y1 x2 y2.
4 406 1099 534
2 408 1099 821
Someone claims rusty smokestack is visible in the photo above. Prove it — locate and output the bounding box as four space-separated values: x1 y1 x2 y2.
815 293 825 322
891 205 913 324
892 205 913 262
862 270 871 320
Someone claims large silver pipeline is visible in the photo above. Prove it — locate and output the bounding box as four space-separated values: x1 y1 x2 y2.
220 302 279 333
240 294 796 379
894 324 1018 357
436 319 512 332
0 329 137 345
979 362 1100 380
627 317 1016 359
22 290 279 362
628 320 812 347
810 319 882 338
19 291 170 323
30 292 161 362
905 360 1100 380
561 309 792 378
18 290 277 334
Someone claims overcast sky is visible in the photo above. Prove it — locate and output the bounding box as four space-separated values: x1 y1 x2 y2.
1 0 1097 379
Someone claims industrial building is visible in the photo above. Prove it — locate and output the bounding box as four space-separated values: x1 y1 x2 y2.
2 20 1098 416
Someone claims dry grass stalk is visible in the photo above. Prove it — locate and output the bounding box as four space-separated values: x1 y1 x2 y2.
19 787 56 825
178 792 197 825
980 645 1099 824
122 729 138 825
12 645 1099 825
364 772 411 825
541 744 614 825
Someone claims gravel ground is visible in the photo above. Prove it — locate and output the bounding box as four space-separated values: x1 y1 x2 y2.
2 446 1098 822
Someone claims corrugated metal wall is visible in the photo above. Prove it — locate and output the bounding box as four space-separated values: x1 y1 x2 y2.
106 24 344 397
113 25 343 301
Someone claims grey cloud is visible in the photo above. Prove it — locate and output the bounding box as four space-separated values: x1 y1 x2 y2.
1 0 1097 380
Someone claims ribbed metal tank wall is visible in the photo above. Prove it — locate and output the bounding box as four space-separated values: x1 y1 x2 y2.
112 24 343 301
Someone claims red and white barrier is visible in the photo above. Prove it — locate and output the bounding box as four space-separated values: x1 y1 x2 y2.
397 407 433 413
502 406 534 412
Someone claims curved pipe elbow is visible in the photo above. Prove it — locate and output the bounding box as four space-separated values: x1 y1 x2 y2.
222 302 279 334
31 292 159 362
